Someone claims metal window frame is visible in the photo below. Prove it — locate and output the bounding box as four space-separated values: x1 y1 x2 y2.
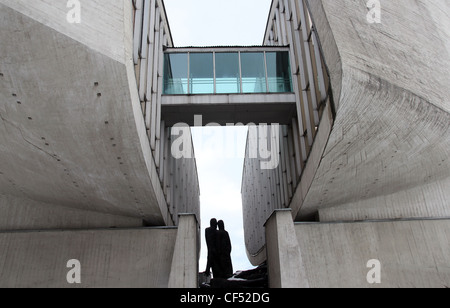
238 51 243 94
165 46 290 54
263 51 270 93
164 46 292 95
187 52 190 94
213 51 216 94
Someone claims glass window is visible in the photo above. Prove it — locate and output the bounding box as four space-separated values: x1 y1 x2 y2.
189 53 214 94
163 50 292 95
240 52 267 93
215 53 240 94
266 52 292 93
163 53 188 95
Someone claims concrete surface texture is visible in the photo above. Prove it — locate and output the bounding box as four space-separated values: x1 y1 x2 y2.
294 219 450 288
0 0 165 226
1 0 449 288
132 0 201 227
242 0 335 264
265 210 309 288
242 0 450 264
0 214 200 288
168 214 199 288
0 0 201 288
0 0 200 229
0 227 178 288
298 0 450 220
265 210 450 288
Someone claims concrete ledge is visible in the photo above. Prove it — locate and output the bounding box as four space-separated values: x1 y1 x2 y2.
0 0 169 226
162 93 296 125
0 194 143 231
0 228 177 288
162 93 296 106
295 219 450 288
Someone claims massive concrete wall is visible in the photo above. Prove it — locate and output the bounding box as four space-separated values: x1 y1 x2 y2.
0 214 199 288
266 210 450 288
0 0 200 229
0 227 178 288
298 0 450 221
294 219 450 288
243 0 450 264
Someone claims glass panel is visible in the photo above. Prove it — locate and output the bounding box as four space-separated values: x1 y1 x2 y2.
215 52 240 94
240 52 267 93
266 52 292 93
163 53 188 94
189 53 214 94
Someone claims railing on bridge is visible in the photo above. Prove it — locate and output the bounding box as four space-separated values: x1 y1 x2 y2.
163 47 293 95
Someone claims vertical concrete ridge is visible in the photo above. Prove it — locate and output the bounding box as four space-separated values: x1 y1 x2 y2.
265 209 309 288
305 0 344 107
168 214 199 288
123 4 171 226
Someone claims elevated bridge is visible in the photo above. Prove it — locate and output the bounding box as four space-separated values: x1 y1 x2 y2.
161 46 297 126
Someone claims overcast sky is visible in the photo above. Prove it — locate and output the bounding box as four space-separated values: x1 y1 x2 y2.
163 0 273 272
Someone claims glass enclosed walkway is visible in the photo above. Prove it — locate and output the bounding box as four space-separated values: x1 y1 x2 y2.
163 47 293 95
161 46 296 126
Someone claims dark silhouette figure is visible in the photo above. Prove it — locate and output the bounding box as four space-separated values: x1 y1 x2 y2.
215 220 233 279
205 218 218 277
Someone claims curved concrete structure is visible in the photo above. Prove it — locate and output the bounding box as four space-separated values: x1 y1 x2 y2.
0 0 194 229
0 214 199 288
297 0 450 221
0 0 202 288
242 0 450 266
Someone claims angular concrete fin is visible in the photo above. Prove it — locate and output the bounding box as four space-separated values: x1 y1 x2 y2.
168 214 199 288
265 209 309 288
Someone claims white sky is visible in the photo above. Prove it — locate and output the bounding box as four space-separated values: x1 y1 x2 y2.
163 0 273 272
164 0 272 47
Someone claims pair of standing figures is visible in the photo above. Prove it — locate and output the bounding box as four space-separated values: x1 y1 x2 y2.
205 219 233 279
